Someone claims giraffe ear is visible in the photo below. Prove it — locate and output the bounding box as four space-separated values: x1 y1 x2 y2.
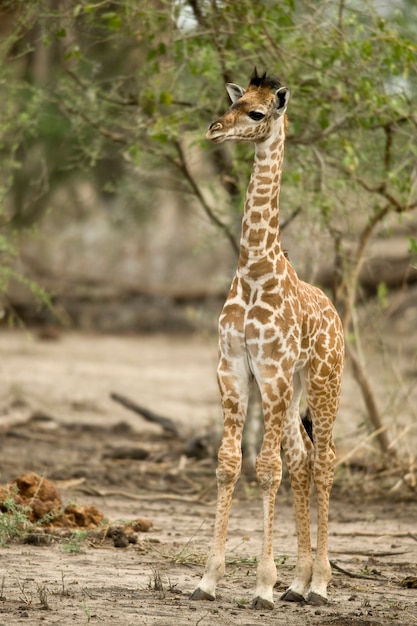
275 86 290 115
225 83 245 104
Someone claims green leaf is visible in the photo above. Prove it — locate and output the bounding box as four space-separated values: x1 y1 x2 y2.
102 12 123 30
159 91 172 106
55 28 67 39
408 237 417 256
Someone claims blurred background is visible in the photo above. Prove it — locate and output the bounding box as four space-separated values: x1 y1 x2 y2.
0 0 416 468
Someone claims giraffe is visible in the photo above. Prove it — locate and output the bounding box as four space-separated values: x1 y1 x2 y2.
190 69 344 609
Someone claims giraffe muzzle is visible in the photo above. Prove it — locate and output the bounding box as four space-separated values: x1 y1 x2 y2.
206 121 226 143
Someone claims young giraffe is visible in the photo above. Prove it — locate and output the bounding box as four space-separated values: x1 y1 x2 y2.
190 69 344 609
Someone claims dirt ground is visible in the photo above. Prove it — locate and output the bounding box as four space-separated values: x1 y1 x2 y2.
0 330 416 626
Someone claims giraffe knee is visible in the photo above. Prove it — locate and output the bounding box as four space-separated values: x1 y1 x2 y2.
217 448 242 484
255 456 282 491
216 465 241 485
312 456 336 491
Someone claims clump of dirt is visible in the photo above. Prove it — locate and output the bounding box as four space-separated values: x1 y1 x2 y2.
0 471 104 528
0 471 155 553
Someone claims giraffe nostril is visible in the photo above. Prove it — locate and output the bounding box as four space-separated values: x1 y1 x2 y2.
209 121 222 131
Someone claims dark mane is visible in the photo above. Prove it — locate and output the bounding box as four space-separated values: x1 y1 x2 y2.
249 67 282 91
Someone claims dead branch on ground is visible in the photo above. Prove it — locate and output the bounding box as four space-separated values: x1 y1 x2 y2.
110 393 181 437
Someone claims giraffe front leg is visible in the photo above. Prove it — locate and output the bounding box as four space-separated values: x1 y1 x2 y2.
190 440 241 601
191 357 249 602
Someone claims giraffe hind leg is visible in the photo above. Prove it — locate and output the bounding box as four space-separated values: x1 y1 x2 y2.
305 371 342 604
307 433 336 605
280 378 315 602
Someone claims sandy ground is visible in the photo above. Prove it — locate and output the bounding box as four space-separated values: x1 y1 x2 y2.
0 329 416 626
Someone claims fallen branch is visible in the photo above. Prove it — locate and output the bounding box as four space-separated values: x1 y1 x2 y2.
331 549 407 557
332 531 417 542
330 561 384 581
75 485 214 504
110 393 181 437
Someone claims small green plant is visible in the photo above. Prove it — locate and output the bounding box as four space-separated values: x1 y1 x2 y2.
61 530 88 554
0 479 64 547
82 599 91 624
276 555 289 567
0 494 32 546
170 521 207 565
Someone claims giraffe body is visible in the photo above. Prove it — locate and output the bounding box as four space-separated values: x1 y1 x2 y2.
191 70 344 609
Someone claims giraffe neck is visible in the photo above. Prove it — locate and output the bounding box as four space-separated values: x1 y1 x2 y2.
238 121 286 275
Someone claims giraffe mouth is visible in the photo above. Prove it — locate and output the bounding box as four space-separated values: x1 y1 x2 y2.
207 131 243 144
207 130 254 144
206 131 227 144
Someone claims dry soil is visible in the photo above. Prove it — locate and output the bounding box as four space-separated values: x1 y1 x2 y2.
0 330 416 626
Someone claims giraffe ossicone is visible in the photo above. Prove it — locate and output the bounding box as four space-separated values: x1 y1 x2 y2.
190 68 344 609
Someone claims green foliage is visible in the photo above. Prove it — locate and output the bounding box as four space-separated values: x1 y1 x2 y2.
0 0 416 318
61 530 88 553
1 1 415 216
0 494 32 545
409 236 417 267
376 281 389 310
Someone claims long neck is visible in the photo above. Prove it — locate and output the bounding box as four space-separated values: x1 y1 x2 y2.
238 119 286 272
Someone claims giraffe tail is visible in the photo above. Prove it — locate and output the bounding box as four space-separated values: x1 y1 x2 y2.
301 407 313 442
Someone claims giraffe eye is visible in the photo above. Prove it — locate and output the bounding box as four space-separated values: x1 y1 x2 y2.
248 111 265 121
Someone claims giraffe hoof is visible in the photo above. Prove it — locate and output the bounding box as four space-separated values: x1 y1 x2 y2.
280 589 305 603
189 588 215 602
307 591 328 606
252 596 274 610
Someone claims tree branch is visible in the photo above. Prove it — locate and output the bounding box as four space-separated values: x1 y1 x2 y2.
289 104 362 146
171 140 240 256
346 342 395 457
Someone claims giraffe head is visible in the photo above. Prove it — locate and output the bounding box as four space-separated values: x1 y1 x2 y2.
207 68 289 145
